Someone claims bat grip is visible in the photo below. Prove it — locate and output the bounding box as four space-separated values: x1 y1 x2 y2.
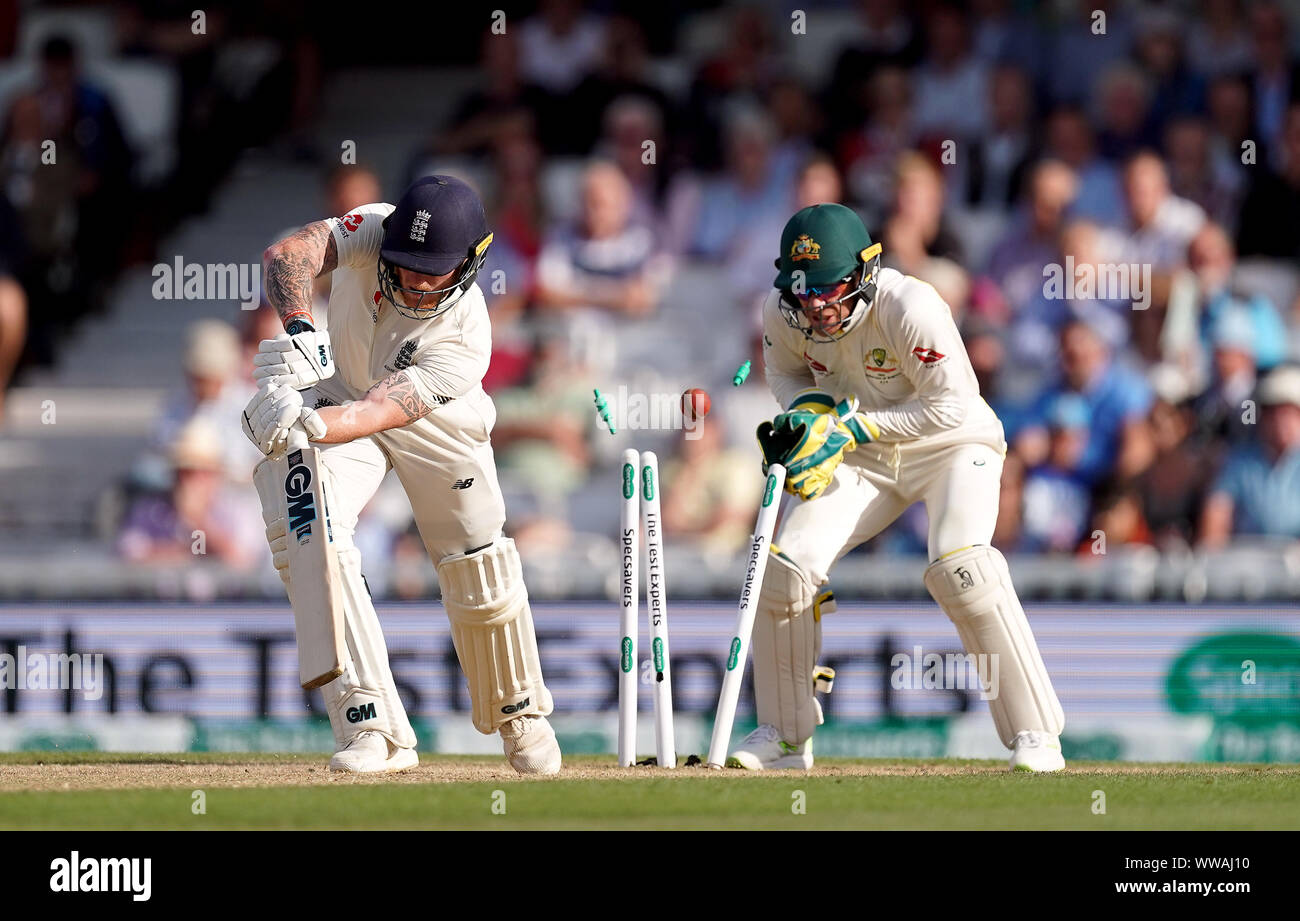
286 425 310 453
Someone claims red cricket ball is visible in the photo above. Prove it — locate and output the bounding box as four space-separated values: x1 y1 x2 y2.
682 387 711 421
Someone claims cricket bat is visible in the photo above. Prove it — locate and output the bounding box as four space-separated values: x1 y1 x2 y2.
277 426 347 689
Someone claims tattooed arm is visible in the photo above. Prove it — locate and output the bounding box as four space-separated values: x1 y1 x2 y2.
262 221 338 328
311 371 441 442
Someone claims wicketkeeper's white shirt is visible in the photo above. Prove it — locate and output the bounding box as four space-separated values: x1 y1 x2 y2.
761 267 1006 459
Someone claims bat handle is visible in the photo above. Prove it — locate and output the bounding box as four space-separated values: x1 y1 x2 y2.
286 425 310 453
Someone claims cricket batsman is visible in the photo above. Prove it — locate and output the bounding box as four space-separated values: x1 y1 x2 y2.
240 175 561 774
729 203 1065 772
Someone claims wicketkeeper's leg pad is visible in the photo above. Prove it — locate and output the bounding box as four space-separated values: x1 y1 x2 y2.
438 537 553 734
924 544 1065 748
752 548 836 745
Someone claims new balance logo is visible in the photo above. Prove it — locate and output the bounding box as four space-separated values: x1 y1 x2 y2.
451 478 475 490
346 703 377 723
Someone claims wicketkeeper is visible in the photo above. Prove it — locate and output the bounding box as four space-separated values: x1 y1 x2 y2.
242 176 561 774
730 203 1066 772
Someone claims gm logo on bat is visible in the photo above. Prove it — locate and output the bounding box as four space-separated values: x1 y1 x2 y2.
284 450 318 545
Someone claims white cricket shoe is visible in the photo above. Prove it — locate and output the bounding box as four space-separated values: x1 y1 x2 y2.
726 724 813 770
1009 730 1065 772
500 714 562 775
329 730 419 774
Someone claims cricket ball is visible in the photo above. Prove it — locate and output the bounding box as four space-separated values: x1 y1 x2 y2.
682 388 711 421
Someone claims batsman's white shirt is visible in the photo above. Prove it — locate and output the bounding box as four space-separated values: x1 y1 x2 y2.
761 267 1008 573
305 202 506 561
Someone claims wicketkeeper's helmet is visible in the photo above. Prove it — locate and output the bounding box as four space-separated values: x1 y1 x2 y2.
773 203 883 342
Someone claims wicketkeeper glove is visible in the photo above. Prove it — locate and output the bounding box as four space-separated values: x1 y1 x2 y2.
757 396 872 500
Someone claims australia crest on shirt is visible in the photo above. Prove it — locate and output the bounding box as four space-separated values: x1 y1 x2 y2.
864 346 901 380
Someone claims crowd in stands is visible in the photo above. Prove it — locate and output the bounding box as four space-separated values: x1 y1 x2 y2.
409 0 1300 564
10 1 1300 580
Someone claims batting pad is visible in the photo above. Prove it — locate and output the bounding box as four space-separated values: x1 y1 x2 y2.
254 458 415 750
318 545 418 750
438 538 553 734
253 460 291 586
752 550 831 745
924 545 1065 748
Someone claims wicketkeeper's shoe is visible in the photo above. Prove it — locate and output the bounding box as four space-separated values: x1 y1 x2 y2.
501 714 562 775
1009 730 1065 772
726 723 814 770
329 730 419 773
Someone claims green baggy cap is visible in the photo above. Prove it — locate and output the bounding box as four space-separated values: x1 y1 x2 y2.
773 203 878 289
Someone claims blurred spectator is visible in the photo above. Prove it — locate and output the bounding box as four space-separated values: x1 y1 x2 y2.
1163 117 1243 232
594 96 670 233
434 29 550 157
661 417 764 557
117 418 262 569
490 335 595 551
1093 64 1157 162
1190 307 1263 447
1136 397 1213 546
824 0 922 141
0 272 24 422
1057 219 1136 351
1187 0 1255 79
911 3 988 142
887 151 964 263
985 159 1077 301
1133 10 1204 129
142 319 259 490
570 16 673 157
28 36 133 299
679 108 789 260
1117 151 1206 272
839 66 917 226
882 215 969 316
683 4 779 172
1045 0 1135 106
1020 393 1093 552
991 451 1026 552
1247 1 1300 170
959 64 1037 212
1236 103 1300 259
766 78 820 190
1083 479 1153 553
1205 73 1255 197
1199 365 1300 546
325 165 382 217
1166 223 1289 379
1015 319 1153 485
969 0 1041 70
517 0 606 97
535 162 668 374
1042 106 1124 225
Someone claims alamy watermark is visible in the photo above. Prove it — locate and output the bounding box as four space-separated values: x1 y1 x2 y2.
0 647 105 701
152 257 260 309
597 385 704 440
890 646 1000 700
1042 257 1151 311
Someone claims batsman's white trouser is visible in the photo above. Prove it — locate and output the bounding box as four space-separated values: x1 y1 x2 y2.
255 386 520 749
